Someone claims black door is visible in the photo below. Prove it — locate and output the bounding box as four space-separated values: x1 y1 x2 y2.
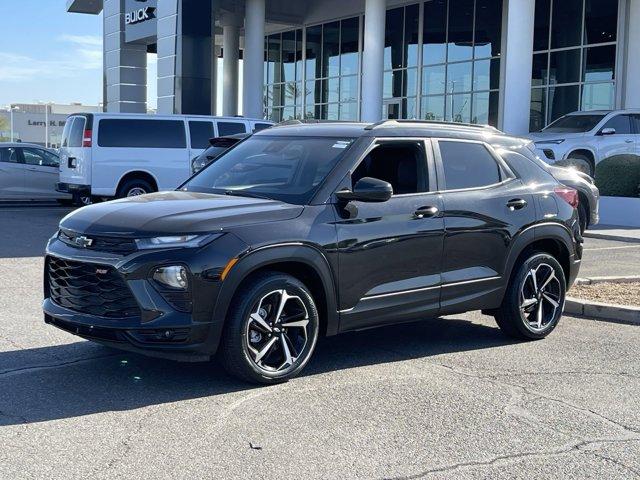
334 139 445 331
434 139 536 315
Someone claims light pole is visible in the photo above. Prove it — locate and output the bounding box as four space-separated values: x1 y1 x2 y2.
8 105 20 142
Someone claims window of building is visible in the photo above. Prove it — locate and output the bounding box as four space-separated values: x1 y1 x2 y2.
98 120 186 148
439 140 502 190
421 0 502 125
352 141 428 195
530 0 619 131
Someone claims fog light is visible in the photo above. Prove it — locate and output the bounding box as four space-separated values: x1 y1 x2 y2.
153 265 188 290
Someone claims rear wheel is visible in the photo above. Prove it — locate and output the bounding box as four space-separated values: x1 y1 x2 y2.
219 272 320 384
116 178 154 199
494 253 566 340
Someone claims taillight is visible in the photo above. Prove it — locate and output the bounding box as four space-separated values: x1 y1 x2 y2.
82 130 92 147
554 187 579 208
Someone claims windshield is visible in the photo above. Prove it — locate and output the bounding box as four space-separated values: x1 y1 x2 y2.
542 114 605 133
183 135 356 205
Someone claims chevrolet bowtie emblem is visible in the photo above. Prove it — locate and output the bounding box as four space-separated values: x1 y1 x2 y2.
74 235 93 248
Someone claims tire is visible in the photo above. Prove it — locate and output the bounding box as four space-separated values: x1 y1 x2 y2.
564 153 593 177
116 178 154 199
494 252 566 340
578 202 588 234
71 193 92 207
219 272 320 384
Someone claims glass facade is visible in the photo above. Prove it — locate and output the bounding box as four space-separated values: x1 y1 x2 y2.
263 0 503 126
530 0 619 131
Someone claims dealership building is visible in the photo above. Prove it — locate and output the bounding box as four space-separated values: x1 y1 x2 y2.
66 0 639 134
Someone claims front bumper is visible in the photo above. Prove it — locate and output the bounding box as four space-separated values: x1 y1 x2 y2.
43 232 248 361
56 182 91 195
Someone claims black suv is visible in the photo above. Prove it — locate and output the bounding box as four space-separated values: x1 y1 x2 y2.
44 121 582 384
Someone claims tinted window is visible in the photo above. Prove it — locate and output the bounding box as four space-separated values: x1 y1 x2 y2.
543 114 605 133
0 147 20 163
23 149 59 167
217 122 247 136
632 115 640 134
189 121 214 149
602 115 632 135
184 136 355 205
353 142 428 195
439 141 501 190
69 117 85 148
253 123 272 132
98 119 186 148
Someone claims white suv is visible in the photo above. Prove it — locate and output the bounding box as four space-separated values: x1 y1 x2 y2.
528 109 640 176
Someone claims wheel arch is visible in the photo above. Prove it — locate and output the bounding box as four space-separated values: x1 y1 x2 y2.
505 223 576 291
116 170 159 196
566 148 596 172
210 244 339 352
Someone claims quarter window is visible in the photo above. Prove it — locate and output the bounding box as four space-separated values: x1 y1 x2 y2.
601 115 633 135
439 141 502 190
98 120 187 148
352 141 428 195
217 122 247 136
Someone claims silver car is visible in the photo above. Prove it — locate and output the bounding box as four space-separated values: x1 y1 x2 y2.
0 142 71 202
528 109 640 176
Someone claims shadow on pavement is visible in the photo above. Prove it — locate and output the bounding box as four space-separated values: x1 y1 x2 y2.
0 316 514 426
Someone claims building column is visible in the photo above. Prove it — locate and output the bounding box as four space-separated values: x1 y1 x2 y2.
157 0 213 115
499 0 535 135
623 0 640 108
222 13 241 116
361 0 386 123
103 0 147 113
243 0 266 119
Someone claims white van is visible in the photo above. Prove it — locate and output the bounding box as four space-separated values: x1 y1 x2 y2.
57 113 273 201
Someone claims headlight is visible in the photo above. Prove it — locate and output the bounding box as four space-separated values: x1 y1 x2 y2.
535 139 565 145
153 265 188 289
135 233 221 250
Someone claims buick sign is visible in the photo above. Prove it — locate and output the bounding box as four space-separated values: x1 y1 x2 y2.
125 6 156 25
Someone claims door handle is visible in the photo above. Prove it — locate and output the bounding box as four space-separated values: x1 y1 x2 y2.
625 139 634 144
506 198 528 211
68 157 77 168
414 206 439 219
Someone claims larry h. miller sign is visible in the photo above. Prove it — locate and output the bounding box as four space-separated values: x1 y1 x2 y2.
124 0 158 44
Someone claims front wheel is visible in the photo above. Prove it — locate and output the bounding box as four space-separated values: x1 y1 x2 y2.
494 253 566 340
219 272 320 384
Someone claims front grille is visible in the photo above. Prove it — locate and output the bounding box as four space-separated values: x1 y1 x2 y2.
58 229 137 255
47 256 141 318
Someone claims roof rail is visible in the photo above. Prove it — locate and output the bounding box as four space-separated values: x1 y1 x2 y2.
274 119 358 127
365 119 501 132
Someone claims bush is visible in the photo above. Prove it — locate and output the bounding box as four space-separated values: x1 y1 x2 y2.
594 154 640 198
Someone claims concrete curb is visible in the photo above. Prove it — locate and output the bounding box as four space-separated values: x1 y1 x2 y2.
575 275 640 285
565 297 640 325
583 230 640 244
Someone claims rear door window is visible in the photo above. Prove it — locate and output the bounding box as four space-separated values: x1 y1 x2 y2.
98 119 187 148
23 148 59 167
217 121 247 136
189 121 215 149
68 117 85 148
438 140 503 190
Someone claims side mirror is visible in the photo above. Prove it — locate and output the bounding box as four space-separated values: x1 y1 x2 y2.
336 177 393 203
599 127 616 136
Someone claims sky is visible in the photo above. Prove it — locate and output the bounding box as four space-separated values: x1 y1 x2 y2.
0 0 158 109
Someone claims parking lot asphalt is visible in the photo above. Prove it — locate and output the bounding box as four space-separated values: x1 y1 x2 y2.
1 206 639 479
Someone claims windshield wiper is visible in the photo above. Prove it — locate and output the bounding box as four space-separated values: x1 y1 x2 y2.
223 190 272 200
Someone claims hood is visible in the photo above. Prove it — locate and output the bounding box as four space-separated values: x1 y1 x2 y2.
60 191 304 236
527 131 587 141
